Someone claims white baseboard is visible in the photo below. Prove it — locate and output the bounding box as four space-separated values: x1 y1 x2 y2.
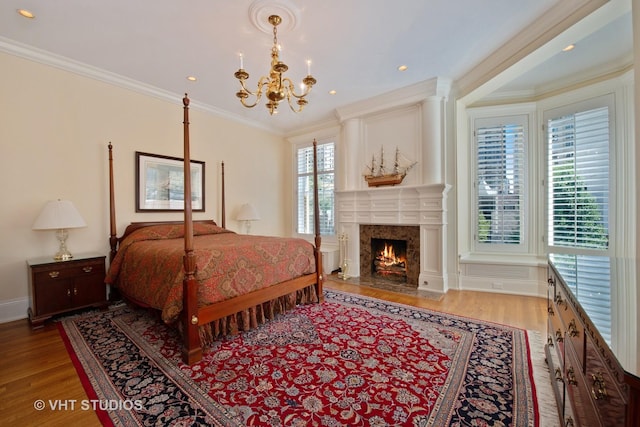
458 276 547 298
0 297 28 323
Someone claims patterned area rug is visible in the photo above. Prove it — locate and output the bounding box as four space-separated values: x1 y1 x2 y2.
59 291 544 426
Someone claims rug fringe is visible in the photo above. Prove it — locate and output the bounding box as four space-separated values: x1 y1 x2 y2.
527 331 561 427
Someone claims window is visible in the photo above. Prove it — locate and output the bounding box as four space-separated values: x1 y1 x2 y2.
546 96 613 344
474 116 527 251
296 141 335 235
547 105 610 250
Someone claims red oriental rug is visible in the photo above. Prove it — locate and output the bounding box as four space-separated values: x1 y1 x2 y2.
59 290 551 426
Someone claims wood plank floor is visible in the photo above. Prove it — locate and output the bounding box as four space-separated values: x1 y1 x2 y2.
0 280 548 427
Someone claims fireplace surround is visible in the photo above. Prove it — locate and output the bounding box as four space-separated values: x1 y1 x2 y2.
336 184 450 293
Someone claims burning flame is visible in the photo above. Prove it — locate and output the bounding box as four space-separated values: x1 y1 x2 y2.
378 242 404 267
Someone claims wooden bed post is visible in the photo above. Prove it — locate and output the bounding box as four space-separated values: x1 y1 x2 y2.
108 143 118 262
221 161 226 228
181 94 202 364
313 139 324 302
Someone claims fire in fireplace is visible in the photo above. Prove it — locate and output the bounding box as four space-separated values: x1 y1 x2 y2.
371 238 407 282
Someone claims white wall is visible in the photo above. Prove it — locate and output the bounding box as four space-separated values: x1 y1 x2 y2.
0 51 289 321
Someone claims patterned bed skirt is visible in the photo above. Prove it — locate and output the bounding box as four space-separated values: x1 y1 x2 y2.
175 285 319 348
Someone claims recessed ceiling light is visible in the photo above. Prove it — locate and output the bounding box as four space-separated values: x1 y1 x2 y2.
329 90 336 95
17 9 35 19
562 44 575 52
398 65 408 72
186 76 197 82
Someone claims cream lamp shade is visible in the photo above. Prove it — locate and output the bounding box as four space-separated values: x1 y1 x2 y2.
33 199 87 260
236 203 260 234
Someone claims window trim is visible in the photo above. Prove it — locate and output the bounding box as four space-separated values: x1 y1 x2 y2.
468 105 536 255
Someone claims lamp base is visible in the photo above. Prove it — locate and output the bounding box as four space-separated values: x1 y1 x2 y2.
54 229 73 261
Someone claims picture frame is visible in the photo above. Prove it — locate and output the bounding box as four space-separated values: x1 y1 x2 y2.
135 151 205 212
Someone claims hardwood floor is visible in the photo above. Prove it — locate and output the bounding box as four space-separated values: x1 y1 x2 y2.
0 280 548 427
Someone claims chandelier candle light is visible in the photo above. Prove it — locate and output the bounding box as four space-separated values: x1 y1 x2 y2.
234 15 316 115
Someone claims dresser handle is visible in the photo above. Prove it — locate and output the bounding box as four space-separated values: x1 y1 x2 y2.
67 288 71 297
565 416 574 427
555 293 567 309
554 367 563 383
566 366 577 386
82 266 93 273
591 372 608 400
73 287 78 296
49 271 60 278
555 329 563 342
567 319 580 338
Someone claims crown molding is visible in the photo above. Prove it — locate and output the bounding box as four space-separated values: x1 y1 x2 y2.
0 36 282 136
335 77 452 123
456 0 611 103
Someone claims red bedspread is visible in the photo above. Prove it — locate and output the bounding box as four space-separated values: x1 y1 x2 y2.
105 223 316 324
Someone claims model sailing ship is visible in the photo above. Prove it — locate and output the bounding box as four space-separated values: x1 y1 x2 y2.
364 146 417 187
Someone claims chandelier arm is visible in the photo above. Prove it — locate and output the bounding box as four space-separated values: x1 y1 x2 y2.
237 76 272 108
283 86 306 113
286 97 305 113
281 77 312 99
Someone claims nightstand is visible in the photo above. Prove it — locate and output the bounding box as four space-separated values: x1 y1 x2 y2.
27 253 107 328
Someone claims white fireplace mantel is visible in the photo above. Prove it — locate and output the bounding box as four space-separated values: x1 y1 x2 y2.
336 183 451 293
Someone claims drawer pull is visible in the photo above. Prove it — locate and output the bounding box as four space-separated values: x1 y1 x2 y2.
547 305 554 315
555 329 563 342
547 336 554 347
565 416 574 427
67 288 71 297
49 271 60 278
554 367 563 383
567 319 580 338
82 266 93 273
555 293 567 309
566 366 577 386
591 372 608 400
73 287 78 296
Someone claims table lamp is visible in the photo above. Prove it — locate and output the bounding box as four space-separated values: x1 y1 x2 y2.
32 199 87 260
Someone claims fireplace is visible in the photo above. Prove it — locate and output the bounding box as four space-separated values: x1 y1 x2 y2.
360 224 420 287
336 183 450 292
371 238 407 282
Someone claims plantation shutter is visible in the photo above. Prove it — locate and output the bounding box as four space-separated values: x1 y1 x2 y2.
550 254 611 344
475 120 525 247
547 106 609 249
297 141 335 235
547 101 611 344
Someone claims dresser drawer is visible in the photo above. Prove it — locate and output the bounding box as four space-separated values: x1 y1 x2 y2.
548 300 565 355
584 333 627 427
565 344 601 427
555 284 585 368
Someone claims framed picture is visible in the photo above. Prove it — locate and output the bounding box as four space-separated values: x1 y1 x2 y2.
135 151 205 212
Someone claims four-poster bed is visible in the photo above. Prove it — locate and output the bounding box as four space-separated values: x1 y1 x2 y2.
106 94 324 364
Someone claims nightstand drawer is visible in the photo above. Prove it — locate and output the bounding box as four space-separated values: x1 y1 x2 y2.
33 260 104 282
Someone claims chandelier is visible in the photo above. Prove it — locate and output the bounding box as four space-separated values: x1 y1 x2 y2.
234 15 316 115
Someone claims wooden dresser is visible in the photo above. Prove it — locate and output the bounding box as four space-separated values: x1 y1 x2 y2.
546 260 640 427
